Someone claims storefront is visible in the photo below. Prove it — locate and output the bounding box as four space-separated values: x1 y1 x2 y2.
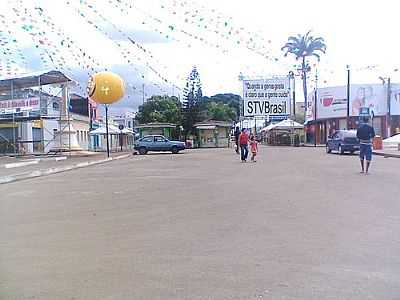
135 123 177 139
305 83 400 144
194 121 232 148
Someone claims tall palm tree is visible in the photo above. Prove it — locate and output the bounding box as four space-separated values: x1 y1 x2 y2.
281 31 326 116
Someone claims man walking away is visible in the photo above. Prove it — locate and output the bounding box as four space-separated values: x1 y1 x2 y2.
356 117 375 175
239 128 249 162
234 126 240 154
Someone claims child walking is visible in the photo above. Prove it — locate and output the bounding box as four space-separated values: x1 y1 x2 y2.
250 135 258 162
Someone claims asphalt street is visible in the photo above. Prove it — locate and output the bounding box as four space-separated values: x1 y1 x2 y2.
1 147 400 300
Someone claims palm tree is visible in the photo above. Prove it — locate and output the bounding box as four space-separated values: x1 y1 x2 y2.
281 31 326 116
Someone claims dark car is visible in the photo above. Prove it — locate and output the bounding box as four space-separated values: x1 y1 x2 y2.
134 135 186 155
326 130 360 154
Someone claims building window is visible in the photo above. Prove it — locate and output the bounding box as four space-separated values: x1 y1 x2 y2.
128 121 131 128
77 130 80 141
52 102 60 111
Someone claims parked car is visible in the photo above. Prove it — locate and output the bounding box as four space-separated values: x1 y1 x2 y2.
326 130 359 154
134 135 186 155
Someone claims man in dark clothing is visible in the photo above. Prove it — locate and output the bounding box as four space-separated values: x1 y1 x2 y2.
238 128 249 162
356 117 375 174
234 126 240 154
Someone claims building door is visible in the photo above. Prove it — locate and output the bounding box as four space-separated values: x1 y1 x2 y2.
32 128 43 152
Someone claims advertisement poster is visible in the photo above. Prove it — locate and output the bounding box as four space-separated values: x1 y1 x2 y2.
305 91 315 123
350 84 387 117
243 78 290 117
316 86 347 119
390 84 400 115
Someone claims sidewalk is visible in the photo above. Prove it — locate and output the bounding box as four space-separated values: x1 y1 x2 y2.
373 148 400 158
0 151 132 184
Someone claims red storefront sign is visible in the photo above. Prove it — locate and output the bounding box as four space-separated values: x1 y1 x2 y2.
0 98 40 112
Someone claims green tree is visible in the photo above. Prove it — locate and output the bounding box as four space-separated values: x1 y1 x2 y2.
281 31 326 115
182 66 203 136
201 93 241 121
136 95 182 125
205 102 236 121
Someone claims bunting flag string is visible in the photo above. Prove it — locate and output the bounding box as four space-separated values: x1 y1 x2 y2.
65 0 169 95
0 14 28 76
77 0 175 87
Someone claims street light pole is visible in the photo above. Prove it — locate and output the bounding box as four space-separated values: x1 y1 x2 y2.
288 71 295 117
105 104 110 157
314 70 318 147
346 65 350 129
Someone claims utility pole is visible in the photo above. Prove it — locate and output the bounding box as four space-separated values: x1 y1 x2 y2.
387 77 391 138
288 71 296 117
346 65 350 129
314 70 318 147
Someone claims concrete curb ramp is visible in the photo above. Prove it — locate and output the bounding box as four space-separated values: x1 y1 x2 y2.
0 154 130 185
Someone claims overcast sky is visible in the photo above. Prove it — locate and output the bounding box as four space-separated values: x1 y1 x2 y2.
1 0 399 115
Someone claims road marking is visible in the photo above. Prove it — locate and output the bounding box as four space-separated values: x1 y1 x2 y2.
0 153 132 184
4 160 39 169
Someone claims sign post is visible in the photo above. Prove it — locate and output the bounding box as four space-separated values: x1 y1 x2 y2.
118 124 124 151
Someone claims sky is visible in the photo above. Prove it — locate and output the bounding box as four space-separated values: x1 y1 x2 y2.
1 0 400 116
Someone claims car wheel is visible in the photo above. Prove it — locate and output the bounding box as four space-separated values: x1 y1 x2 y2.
326 144 331 153
171 146 179 154
338 145 344 155
139 147 147 155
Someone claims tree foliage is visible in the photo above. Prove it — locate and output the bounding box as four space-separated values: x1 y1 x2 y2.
203 102 236 121
135 95 182 125
282 31 326 113
182 66 203 135
201 93 241 121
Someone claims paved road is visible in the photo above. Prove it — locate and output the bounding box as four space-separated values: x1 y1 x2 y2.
1 147 400 300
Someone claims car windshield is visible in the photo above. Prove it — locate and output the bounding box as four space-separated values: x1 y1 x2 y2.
2 1 400 300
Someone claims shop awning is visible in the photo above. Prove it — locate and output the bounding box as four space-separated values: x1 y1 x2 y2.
0 70 73 92
196 125 216 130
90 124 120 135
262 119 304 131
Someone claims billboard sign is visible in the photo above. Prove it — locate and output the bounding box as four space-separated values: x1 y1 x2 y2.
316 86 347 119
243 78 290 117
350 84 387 117
0 98 40 114
390 85 400 115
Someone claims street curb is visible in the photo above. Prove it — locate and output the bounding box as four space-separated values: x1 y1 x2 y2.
373 151 400 158
0 154 131 185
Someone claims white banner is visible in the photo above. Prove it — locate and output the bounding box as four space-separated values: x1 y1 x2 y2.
305 91 315 123
243 78 290 117
0 98 40 114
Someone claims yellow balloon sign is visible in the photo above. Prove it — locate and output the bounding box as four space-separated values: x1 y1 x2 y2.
87 71 125 104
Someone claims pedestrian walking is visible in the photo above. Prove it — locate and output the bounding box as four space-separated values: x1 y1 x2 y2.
234 126 240 154
250 135 258 162
239 128 249 162
356 116 375 175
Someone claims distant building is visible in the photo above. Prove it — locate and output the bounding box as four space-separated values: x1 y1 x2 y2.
0 71 94 154
112 112 135 130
